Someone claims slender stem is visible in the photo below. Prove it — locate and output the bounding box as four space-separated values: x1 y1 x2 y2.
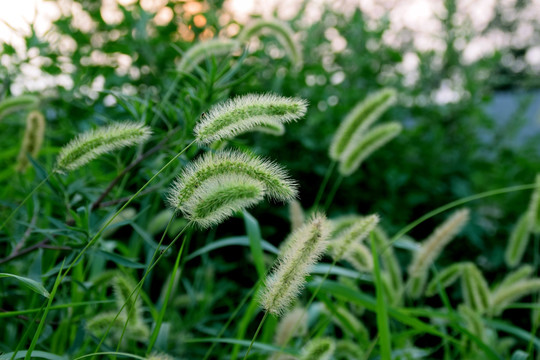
0 174 51 232
323 174 343 211
243 311 269 359
312 161 336 210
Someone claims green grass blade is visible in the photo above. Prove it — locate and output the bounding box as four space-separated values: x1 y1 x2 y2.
243 211 266 280
0 273 50 298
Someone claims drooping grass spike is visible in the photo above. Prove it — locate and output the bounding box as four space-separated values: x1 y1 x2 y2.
329 214 379 261
461 263 490 313
0 94 39 121
194 93 307 145
329 88 397 160
490 279 540 316
425 262 464 297
343 243 373 272
493 264 534 294
260 213 330 316
170 174 266 228
177 38 241 74
299 338 336 360
338 122 402 176
407 208 469 298
167 150 297 209
238 18 303 69
504 214 531 268
54 122 152 174
16 111 46 172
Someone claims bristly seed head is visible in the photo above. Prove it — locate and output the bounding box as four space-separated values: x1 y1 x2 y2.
55 122 152 174
194 93 307 145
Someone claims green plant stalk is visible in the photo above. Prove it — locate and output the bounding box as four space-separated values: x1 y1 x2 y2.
10 294 44 360
24 261 64 360
387 183 539 248
312 161 336 210
371 234 391 360
0 174 51 233
0 300 114 318
146 226 191 353
323 174 343 211
243 311 269 359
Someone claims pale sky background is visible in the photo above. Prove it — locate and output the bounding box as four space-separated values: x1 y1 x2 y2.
1 0 540 99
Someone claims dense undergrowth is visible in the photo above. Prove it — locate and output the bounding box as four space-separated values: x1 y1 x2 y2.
1 1 540 360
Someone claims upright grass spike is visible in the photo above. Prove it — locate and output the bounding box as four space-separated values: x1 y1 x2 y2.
329 88 397 160
407 208 469 298
490 279 540 316
54 122 152 174
16 111 46 172
299 338 336 360
329 214 379 261
169 174 266 228
461 263 491 313
338 122 402 176
529 174 540 234
194 93 307 145
425 262 464 297
167 150 297 209
0 94 39 121
238 18 303 69
260 213 330 316
504 214 531 268
177 38 241 74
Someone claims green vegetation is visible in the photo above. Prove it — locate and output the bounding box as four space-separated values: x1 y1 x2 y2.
1 1 540 359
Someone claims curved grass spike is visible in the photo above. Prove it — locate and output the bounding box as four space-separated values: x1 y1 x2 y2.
170 174 266 228
260 213 330 316
0 94 39 121
329 88 397 161
177 38 241 74
338 122 402 176
425 262 464 297
458 305 486 344
55 122 152 174
238 18 303 69
168 150 297 209
273 307 308 348
461 263 490 313
343 242 373 272
493 264 534 293
329 214 379 261
335 340 364 360
407 208 469 298
299 338 335 360
194 93 307 145
372 226 403 297
16 111 46 172
253 121 286 136
330 214 363 238
504 214 531 268
490 279 540 316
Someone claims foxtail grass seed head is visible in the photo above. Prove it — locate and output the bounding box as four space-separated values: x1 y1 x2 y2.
112 274 143 323
239 19 303 69
86 311 149 344
343 242 373 272
55 122 152 174
408 208 470 279
168 150 297 211
338 122 402 176
177 38 241 73
494 265 534 293
300 338 336 360
335 340 365 360
407 271 429 299
329 88 397 160
289 199 305 231
253 121 286 136
171 174 266 228
461 263 490 313
194 93 307 145
330 214 379 261
504 214 531 268
530 174 540 234
16 110 46 172
330 214 364 238
425 262 464 297
260 213 330 316
373 226 403 293
458 305 486 343
0 94 39 121
146 353 175 360
273 307 308 347
490 279 540 316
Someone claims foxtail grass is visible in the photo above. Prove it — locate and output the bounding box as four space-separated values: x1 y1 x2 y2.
16 111 46 172
0 94 39 120
177 38 241 74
